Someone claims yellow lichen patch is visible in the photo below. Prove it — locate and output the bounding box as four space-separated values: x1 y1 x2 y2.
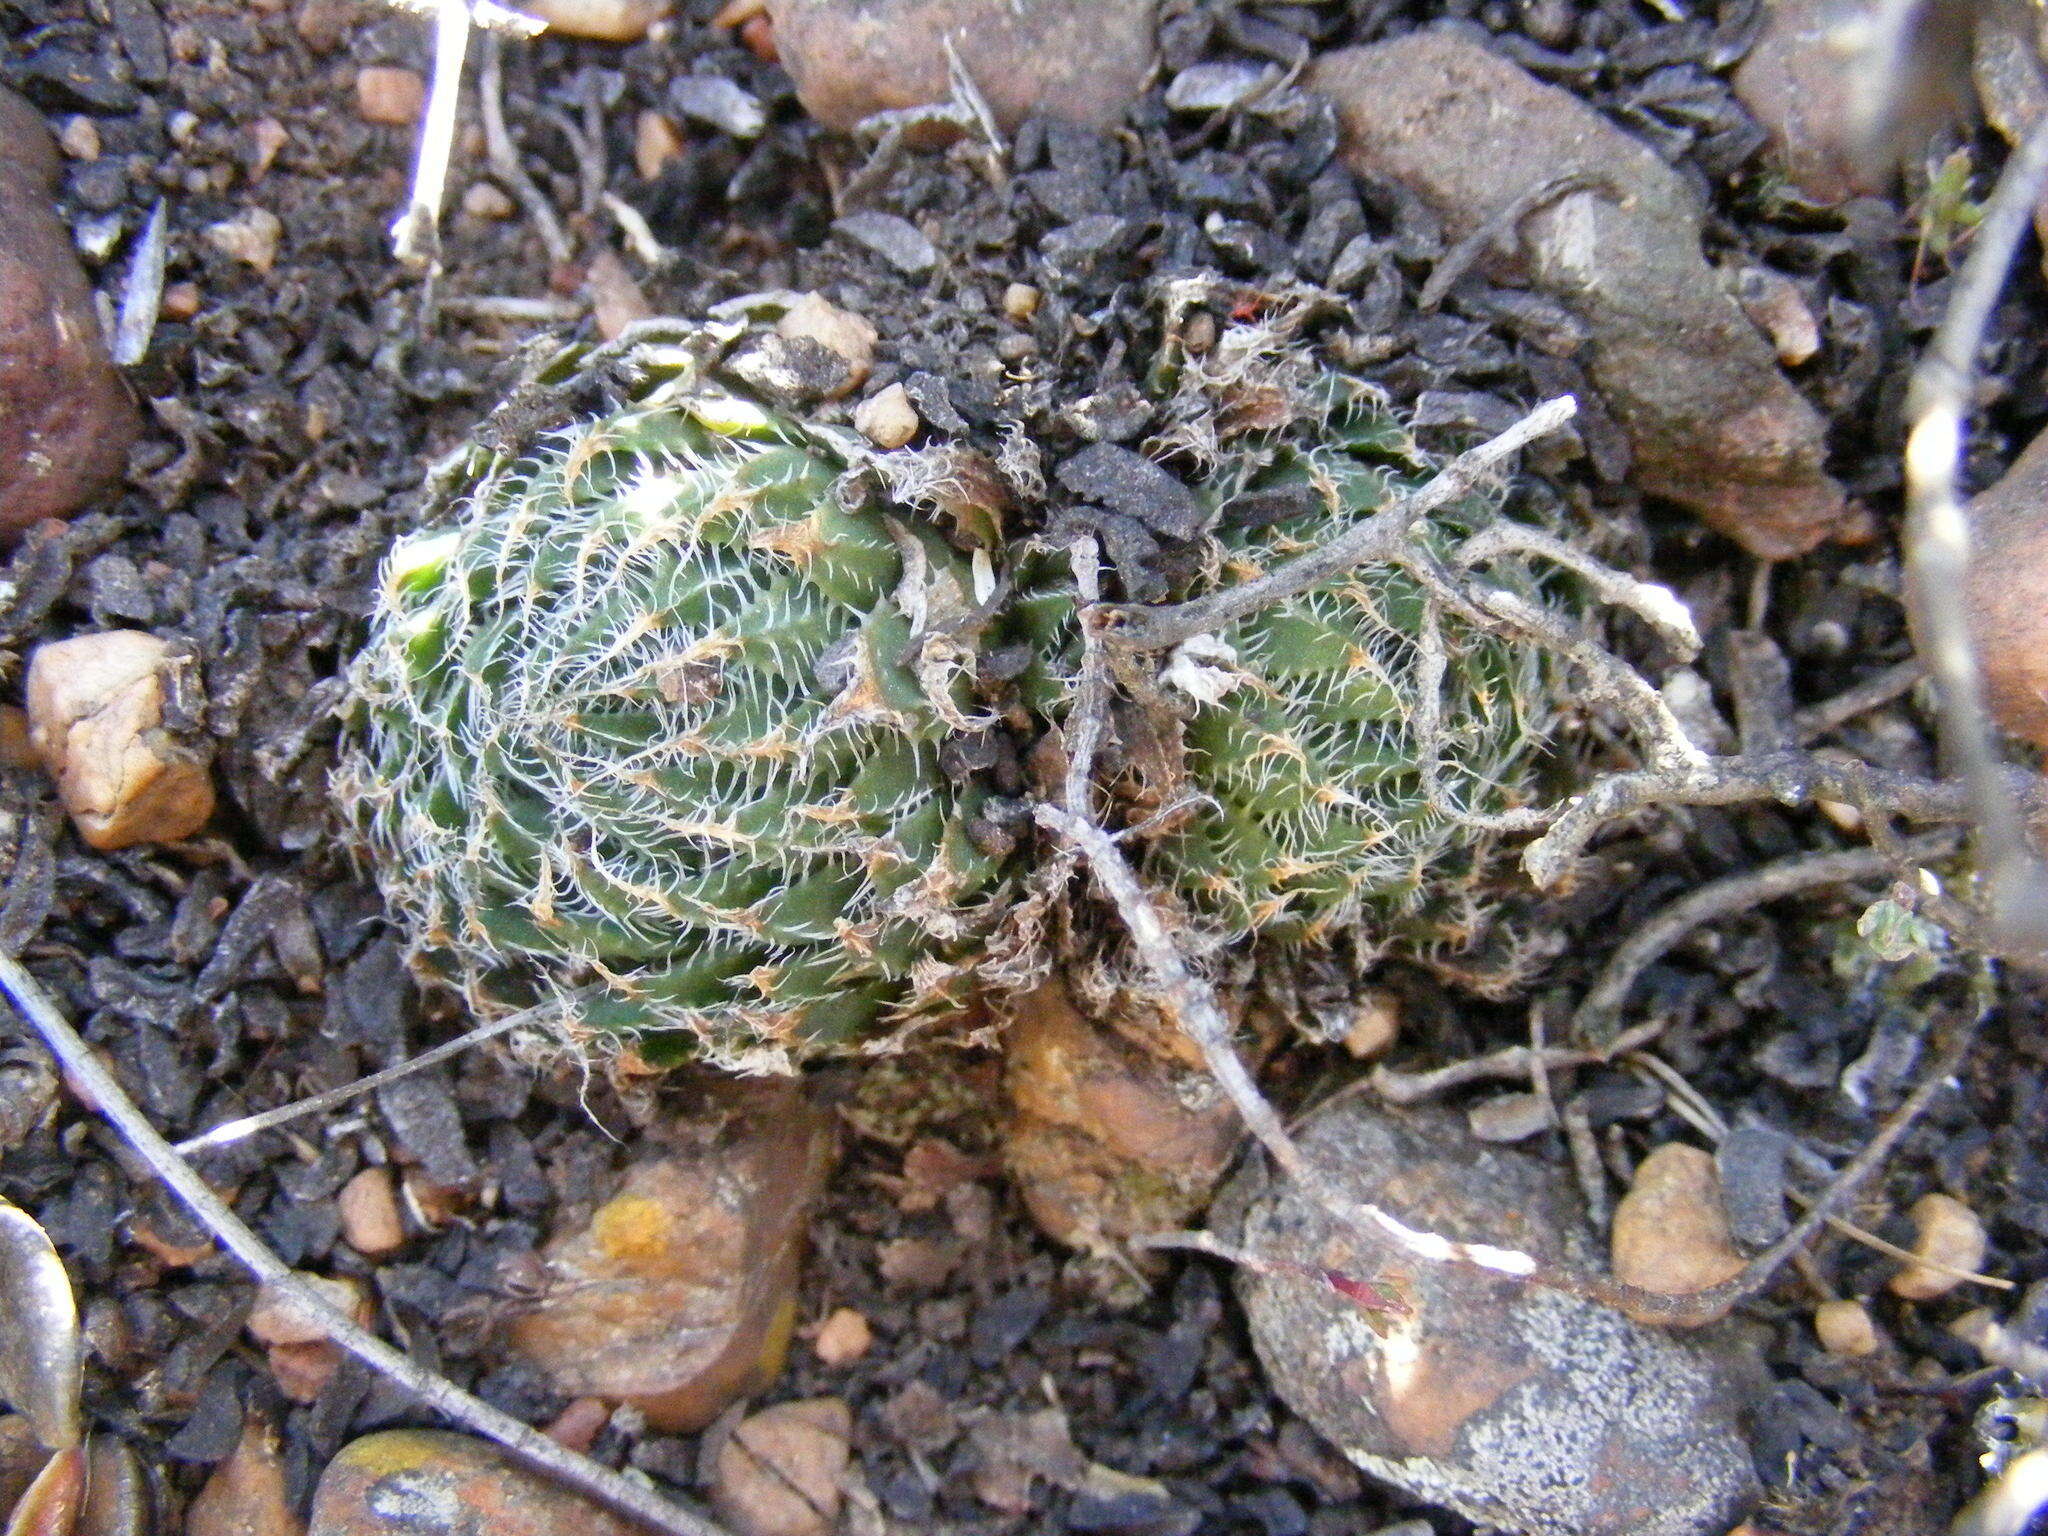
592 1193 675 1271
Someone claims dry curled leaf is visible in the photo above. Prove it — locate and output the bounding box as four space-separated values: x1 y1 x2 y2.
0 1202 79 1452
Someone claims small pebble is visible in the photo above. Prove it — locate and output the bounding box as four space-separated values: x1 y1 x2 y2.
354 67 425 127
854 383 918 449
460 182 515 221
541 1398 611 1454
766 0 1152 133
203 207 283 273
1609 1143 1745 1321
57 117 99 160
1341 986 1400 1060
775 292 875 395
1731 266 1820 367
1219 1100 1760 1536
186 1418 298 1536
1001 282 1040 322
669 75 767 138
519 0 668 40
1813 1298 1882 1357
634 110 685 180
337 1168 405 1258
812 1307 873 1366
584 250 653 342
1466 1091 1553 1143
738 15 777 62
710 1398 851 1536
250 117 289 180
246 1274 366 1347
25 632 214 851
0 87 140 534
832 210 936 277
267 1340 342 1405
160 282 201 321
1888 1193 1988 1301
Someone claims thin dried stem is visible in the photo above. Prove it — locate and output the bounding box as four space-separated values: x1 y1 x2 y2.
0 950 731 1536
172 1001 562 1155
390 0 470 265
1369 1021 1665 1104
1573 834 1959 1039
1794 658 1924 745
479 32 572 268
1903 109 2048 954
1099 396 1578 651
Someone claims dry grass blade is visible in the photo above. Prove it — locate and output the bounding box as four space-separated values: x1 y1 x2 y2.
0 949 734 1536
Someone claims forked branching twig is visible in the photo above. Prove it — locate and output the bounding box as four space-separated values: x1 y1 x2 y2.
0 949 732 1536
1040 391 2001 1326
1098 395 1578 651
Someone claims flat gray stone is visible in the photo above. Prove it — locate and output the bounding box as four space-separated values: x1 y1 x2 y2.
1213 1099 1760 1536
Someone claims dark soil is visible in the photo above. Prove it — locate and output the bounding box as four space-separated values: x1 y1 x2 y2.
4 1 2047 1533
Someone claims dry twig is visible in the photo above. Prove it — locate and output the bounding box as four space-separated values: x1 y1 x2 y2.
1902 110 2048 954
1099 396 1578 651
1572 834 1960 1039
172 1000 564 1155
0 949 731 1536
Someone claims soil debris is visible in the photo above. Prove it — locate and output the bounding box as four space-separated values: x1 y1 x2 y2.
1310 32 1849 559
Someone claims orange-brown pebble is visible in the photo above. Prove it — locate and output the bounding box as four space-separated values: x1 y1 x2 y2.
811 1307 873 1366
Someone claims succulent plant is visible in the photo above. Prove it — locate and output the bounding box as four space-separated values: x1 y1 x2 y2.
337 349 1010 1071
1129 393 1564 946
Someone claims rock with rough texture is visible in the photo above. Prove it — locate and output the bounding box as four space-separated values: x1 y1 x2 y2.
1949 425 2048 751
1731 0 1884 205
1215 1099 1760 1536
1310 35 1846 560
1609 1143 1746 1320
775 292 876 397
764 0 1155 134
308 1431 641 1536
509 1083 835 1431
709 1398 852 1536
1002 979 1245 1250
24 631 215 851
0 87 138 540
